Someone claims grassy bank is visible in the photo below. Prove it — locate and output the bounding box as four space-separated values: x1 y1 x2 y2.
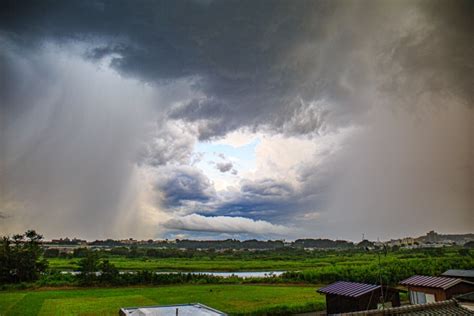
0 284 325 315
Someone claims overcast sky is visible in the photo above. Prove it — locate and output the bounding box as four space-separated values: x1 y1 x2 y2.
1 0 473 241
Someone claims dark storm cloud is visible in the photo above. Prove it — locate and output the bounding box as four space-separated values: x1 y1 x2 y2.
155 171 308 224
4 0 472 140
209 178 303 223
156 166 215 207
241 179 293 197
1 0 473 239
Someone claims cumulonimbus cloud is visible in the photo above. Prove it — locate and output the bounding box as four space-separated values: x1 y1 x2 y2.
0 0 472 240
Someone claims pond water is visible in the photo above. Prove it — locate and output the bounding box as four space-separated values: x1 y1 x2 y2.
60 270 286 278
157 271 285 278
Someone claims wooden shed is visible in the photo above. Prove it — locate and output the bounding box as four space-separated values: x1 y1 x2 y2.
317 281 401 315
399 275 474 304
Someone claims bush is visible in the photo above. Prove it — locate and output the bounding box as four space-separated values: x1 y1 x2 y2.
37 271 77 287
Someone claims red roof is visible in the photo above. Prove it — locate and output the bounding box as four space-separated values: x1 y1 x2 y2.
399 275 464 289
317 281 381 298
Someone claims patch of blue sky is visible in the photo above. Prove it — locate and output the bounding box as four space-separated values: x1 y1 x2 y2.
195 138 259 172
193 138 260 190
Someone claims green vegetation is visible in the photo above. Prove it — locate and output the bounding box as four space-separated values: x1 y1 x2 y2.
0 230 47 283
47 247 472 279
0 284 324 316
48 256 332 271
49 247 472 271
1 231 472 315
282 255 473 285
1 246 458 289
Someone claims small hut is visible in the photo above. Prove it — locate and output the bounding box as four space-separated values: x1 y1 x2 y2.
317 281 400 315
399 275 474 304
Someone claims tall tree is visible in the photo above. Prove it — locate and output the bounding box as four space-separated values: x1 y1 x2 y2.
98 259 119 284
0 230 48 283
78 250 99 284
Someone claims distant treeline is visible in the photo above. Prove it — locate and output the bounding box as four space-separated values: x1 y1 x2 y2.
44 244 365 259
60 238 358 250
43 241 473 260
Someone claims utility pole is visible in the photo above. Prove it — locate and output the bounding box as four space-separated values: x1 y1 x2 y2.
377 250 384 309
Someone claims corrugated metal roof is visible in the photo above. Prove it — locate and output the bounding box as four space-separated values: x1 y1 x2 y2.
317 281 381 298
346 299 474 315
456 291 474 303
399 275 463 289
442 269 474 278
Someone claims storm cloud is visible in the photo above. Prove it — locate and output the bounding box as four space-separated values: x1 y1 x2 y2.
1 0 472 240
156 165 215 208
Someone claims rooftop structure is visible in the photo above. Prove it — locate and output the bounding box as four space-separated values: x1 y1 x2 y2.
318 281 381 298
119 303 227 316
317 281 400 314
457 291 474 311
442 270 474 282
399 275 474 304
400 275 465 290
345 298 474 315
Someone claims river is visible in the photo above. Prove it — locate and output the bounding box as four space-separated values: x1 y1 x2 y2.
60 270 286 278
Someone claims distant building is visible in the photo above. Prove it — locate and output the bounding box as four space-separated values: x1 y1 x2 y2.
426 230 439 243
119 303 227 316
399 275 474 304
373 241 385 248
401 237 415 246
442 270 474 283
387 239 401 247
317 281 400 315
120 238 138 245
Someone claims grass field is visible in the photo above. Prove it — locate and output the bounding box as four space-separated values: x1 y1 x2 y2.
0 285 325 315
